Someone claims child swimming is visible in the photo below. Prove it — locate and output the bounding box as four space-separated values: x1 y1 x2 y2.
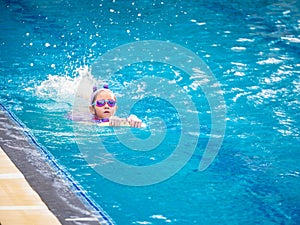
89 84 143 128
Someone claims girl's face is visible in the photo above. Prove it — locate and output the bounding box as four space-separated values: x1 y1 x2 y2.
89 90 117 119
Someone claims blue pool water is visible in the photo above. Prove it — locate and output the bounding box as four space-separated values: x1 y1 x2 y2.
1 0 300 224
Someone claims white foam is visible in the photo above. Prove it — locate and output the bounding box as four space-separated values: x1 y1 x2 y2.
150 215 167 220
231 46 246 51
237 38 254 42
257 58 283 65
281 36 300 43
134 221 152 225
35 67 99 104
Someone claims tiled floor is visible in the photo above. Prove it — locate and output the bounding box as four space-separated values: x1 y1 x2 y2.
0 146 62 225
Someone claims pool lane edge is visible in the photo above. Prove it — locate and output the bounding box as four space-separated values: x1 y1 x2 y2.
0 103 114 225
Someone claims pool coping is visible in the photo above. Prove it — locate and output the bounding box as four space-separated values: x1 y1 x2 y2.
0 104 114 225
0 146 62 225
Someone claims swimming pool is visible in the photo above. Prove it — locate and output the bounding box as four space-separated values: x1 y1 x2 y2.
1 0 299 224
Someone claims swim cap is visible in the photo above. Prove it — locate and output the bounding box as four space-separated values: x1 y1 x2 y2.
90 84 115 105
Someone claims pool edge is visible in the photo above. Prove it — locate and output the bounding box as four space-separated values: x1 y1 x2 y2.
0 104 114 225
0 146 62 225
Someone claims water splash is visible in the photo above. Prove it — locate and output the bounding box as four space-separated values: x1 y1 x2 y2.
35 67 99 105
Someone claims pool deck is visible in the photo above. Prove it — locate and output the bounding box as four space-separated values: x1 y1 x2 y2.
0 108 109 225
0 146 61 225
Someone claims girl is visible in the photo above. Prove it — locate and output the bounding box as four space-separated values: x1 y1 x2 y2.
89 84 143 128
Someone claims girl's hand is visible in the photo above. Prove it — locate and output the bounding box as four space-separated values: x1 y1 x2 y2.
109 116 127 126
127 114 142 128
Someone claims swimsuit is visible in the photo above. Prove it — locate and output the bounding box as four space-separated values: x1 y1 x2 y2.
93 117 110 123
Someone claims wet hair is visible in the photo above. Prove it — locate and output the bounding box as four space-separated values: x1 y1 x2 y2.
90 84 116 105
